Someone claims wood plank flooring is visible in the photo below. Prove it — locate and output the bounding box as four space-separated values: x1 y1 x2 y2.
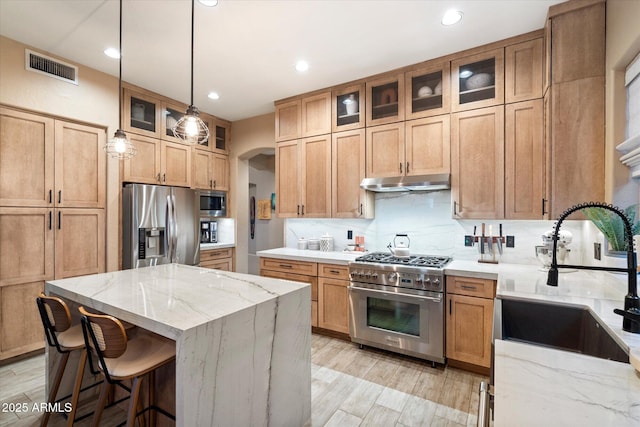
0 334 486 426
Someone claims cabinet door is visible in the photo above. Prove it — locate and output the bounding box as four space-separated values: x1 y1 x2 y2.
505 100 544 219
405 115 450 176
505 38 543 103
301 135 331 218
301 92 331 137
192 148 213 190
451 106 504 219
318 277 349 334
332 129 373 218
54 120 106 208
0 208 54 286
446 293 493 368
212 153 229 191
0 281 44 360
275 99 301 142
275 140 301 218
123 88 162 138
161 141 191 187
366 73 405 126
0 107 54 207
332 84 365 132
405 62 450 119
123 134 161 184
161 100 189 144
213 119 231 153
452 48 505 112
366 123 405 178
54 208 105 279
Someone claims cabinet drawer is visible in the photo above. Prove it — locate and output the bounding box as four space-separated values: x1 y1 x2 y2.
446 276 496 299
318 263 349 280
201 248 233 261
259 269 318 301
201 258 232 271
259 258 317 276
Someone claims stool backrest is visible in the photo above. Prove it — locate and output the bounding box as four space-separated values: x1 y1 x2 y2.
36 293 72 352
79 306 128 382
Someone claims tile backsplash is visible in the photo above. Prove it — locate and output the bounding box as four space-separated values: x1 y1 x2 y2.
286 191 625 268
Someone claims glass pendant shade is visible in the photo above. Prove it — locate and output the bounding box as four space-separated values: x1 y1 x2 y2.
105 128 136 159
172 105 209 144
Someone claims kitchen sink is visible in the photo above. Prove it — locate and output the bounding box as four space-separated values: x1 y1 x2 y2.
495 298 629 363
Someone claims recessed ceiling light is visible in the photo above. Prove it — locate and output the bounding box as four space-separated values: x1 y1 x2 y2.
442 9 463 26
208 92 220 100
199 0 218 6
295 60 309 73
460 70 473 78
104 47 120 59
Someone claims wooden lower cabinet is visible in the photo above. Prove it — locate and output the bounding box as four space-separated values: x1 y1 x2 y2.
0 281 44 360
445 275 496 369
200 248 234 272
317 264 350 334
55 209 105 279
260 258 318 327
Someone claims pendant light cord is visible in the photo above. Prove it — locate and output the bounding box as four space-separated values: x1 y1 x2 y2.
118 0 123 129
190 0 195 106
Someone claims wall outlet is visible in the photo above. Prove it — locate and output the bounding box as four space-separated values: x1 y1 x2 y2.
464 235 473 247
594 242 601 260
506 235 515 248
347 230 353 240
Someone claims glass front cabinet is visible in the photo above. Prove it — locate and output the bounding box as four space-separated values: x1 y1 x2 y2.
366 73 405 126
451 48 504 112
332 84 365 132
405 62 450 119
123 88 163 138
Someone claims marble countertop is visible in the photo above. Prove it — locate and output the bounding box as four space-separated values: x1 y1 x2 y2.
45 263 307 340
200 242 235 250
256 247 363 265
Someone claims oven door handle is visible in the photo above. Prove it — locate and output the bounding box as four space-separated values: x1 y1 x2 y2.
349 285 442 303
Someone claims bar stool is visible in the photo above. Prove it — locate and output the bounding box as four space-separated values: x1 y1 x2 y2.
36 293 96 427
78 307 176 427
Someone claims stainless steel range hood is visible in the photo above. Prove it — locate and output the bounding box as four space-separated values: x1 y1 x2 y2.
360 173 450 192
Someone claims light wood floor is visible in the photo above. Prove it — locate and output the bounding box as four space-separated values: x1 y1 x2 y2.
1 334 486 426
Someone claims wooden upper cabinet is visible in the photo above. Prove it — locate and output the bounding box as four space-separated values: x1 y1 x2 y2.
212 153 229 191
55 208 105 279
332 84 365 132
213 119 231 153
405 115 450 176
366 73 405 126
124 134 162 184
0 107 54 207
505 100 544 219
366 123 405 178
276 140 300 217
452 48 505 112
550 0 605 83
405 62 450 119
161 141 191 187
505 38 543 103
451 106 505 219
275 99 301 142
301 92 331 137
191 148 213 190
161 100 189 144
123 87 163 138
54 121 106 208
332 129 373 218
0 207 54 285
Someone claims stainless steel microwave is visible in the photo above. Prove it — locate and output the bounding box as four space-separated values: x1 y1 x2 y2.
198 190 227 217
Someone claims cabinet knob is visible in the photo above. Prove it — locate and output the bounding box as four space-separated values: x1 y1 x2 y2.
210 179 213 188
157 173 161 182
213 180 216 188
301 205 305 215
163 173 166 182
297 205 300 215
399 162 403 174
58 190 62 204
406 162 410 174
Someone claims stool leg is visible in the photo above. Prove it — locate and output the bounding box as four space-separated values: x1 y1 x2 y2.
126 376 143 427
41 351 70 427
149 371 156 427
66 349 87 427
91 381 112 427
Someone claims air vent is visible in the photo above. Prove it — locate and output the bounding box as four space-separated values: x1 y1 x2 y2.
25 49 78 85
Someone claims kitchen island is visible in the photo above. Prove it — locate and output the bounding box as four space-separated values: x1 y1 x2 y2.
45 263 311 427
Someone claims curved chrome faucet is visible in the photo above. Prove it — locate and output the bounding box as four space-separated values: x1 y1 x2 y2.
546 202 640 333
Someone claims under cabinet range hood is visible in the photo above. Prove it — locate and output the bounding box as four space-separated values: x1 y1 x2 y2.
360 174 450 192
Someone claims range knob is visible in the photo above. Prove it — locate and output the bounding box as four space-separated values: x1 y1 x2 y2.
387 272 398 282
415 276 423 284
432 278 440 286
371 272 379 279
424 277 431 285
358 271 365 278
364 271 371 279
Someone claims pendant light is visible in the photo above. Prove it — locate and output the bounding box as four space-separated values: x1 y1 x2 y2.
172 0 210 144
104 0 136 159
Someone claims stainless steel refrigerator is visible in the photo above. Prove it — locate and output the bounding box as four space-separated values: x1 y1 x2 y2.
122 183 200 269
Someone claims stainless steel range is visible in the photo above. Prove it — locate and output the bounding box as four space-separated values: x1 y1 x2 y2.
348 252 451 365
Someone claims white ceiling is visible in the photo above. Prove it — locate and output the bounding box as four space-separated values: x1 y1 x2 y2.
0 0 562 122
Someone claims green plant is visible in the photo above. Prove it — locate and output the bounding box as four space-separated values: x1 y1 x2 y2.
582 204 640 251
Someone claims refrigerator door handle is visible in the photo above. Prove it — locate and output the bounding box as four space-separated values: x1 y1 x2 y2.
167 195 175 262
170 194 178 263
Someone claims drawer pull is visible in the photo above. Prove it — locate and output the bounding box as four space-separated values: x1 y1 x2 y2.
279 264 293 269
329 270 341 274
461 285 477 290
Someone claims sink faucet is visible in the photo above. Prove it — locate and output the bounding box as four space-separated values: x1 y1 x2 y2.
546 202 640 334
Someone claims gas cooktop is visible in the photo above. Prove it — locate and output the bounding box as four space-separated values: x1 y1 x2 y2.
354 252 451 269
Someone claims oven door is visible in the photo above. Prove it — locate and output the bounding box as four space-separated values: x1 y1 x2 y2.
348 283 445 363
